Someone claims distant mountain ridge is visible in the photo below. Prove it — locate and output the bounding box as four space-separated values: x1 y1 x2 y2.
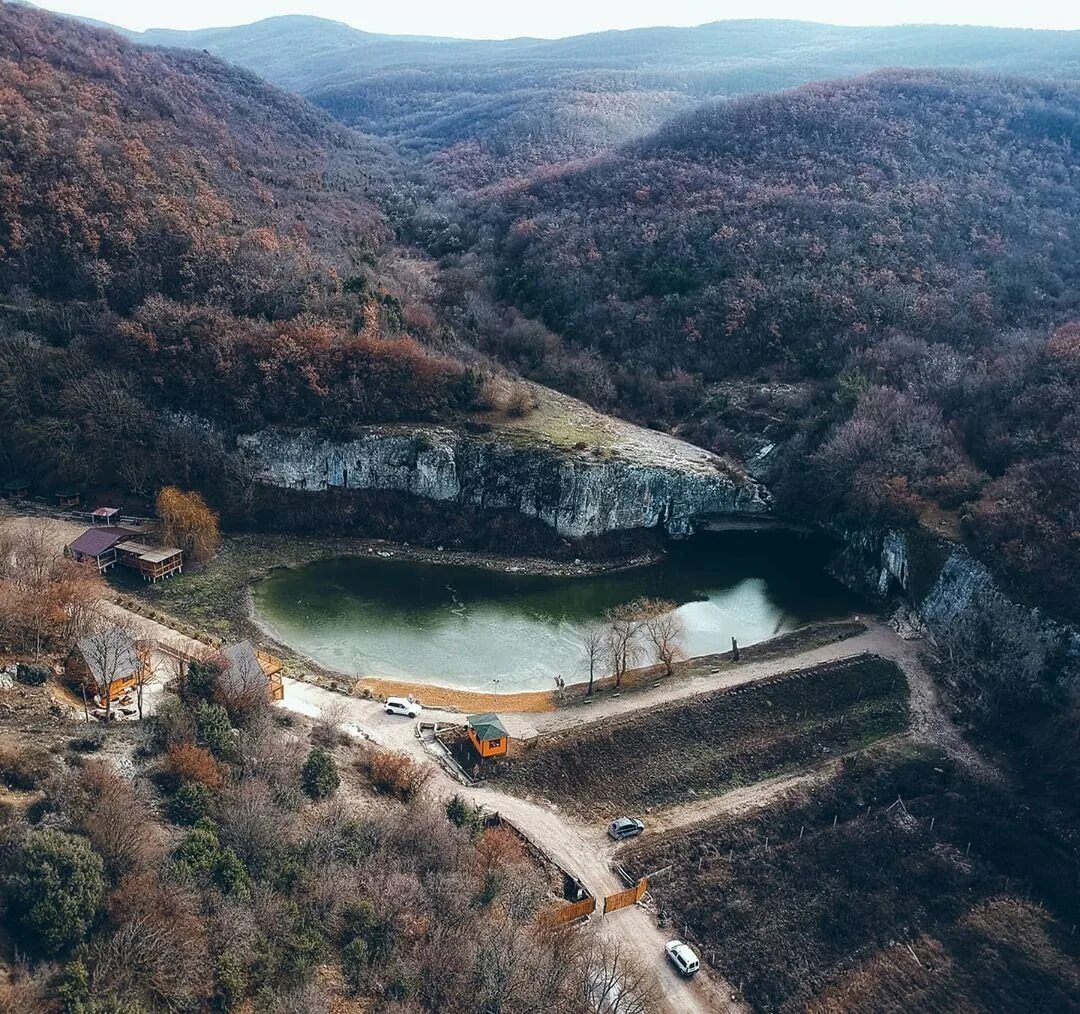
78 14 1080 185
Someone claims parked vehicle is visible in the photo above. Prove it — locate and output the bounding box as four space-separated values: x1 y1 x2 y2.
665 939 700 976
608 816 645 841
384 696 422 718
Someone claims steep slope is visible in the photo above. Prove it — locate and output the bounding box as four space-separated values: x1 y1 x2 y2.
461 71 1080 621
479 71 1080 378
120 18 1080 186
0 3 763 547
0 2 478 507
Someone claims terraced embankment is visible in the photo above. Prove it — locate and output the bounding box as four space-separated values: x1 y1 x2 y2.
490 653 909 817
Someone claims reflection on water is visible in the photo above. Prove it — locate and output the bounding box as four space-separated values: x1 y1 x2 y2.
253 533 862 692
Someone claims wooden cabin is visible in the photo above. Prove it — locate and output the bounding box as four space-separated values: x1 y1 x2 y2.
56 490 81 507
69 627 151 701
65 528 125 574
64 524 182 583
2 478 29 499
467 713 509 759
217 640 285 703
114 540 183 582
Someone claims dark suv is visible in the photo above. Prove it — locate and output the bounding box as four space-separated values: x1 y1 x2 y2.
608 817 645 841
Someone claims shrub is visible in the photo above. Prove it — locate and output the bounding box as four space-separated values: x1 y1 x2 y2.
68 728 106 753
68 761 153 881
355 745 431 802
185 660 221 703
341 937 370 993
171 822 250 897
170 781 213 825
193 702 236 761
141 697 195 756
301 747 340 800
15 663 48 686
166 742 224 790
0 744 52 790
446 793 469 827
214 953 246 1010
3 829 104 956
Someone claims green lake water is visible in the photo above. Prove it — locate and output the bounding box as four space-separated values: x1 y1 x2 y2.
252 532 863 692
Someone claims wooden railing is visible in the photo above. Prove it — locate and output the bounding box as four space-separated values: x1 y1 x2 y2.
255 648 283 676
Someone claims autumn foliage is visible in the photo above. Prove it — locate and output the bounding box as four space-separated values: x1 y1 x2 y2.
165 743 224 791
156 487 220 563
0 520 102 655
0 4 479 515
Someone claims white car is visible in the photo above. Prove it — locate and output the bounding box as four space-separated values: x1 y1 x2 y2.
384 696 422 718
665 940 700 977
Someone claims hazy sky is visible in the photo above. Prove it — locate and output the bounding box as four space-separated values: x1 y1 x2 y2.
34 0 1080 37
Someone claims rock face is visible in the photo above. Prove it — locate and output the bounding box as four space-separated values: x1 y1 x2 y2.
837 526 1080 678
240 426 769 539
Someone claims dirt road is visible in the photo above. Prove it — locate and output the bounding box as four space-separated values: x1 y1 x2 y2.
274 618 990 1014
535 620 901 733
281 676 743 1013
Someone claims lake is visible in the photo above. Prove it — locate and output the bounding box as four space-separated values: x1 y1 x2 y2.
253 532 862 692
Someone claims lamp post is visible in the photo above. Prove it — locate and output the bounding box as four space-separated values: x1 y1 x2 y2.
492 677 500 709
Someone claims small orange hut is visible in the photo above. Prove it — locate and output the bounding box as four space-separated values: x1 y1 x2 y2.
467 713 509 759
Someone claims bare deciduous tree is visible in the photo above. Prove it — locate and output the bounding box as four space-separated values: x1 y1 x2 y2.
639 598 686 678
604 604 644 689
76 614 145 722
573 936 661 1014
581 624 606 697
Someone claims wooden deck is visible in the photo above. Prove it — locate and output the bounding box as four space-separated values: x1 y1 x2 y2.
256 648 285 700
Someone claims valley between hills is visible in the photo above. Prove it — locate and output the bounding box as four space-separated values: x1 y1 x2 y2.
0 4 1078 1012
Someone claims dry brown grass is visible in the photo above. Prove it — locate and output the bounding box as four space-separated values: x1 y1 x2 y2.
355 676 555 714
0 741 53 791
807 897 1080 1014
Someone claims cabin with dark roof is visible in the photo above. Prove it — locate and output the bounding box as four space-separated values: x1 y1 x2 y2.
65 528 125 573
2 478 29 499
216 640 284 702
64 523 183 582
68 627 151 700
467 712 509 758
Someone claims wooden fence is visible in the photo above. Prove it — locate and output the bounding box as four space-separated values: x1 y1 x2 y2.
603 877 648 914
539 895 596 926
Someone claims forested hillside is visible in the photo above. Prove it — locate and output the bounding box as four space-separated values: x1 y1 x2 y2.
0 4 478 510
121 17 1080 187
456 71 1080 621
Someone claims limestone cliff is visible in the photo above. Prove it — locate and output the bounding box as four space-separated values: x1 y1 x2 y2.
836 527 1080 677
239 423 768 540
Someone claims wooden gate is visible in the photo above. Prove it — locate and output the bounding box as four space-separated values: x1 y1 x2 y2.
603 877 648 914
540 895 596 926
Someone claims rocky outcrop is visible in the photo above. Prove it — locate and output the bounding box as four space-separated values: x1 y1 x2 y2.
837 526 1080 677
239 425 768 539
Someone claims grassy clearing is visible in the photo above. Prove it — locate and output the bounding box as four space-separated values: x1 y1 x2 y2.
491 654 909 816
110 533 336 640
620 745 1080 1012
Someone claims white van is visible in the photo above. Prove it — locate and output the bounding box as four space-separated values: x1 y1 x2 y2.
384 696 421 718
665 940 700 976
